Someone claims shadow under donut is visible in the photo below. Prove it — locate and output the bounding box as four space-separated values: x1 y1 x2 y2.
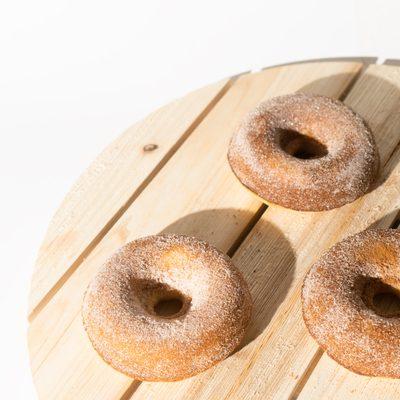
160 208 296 352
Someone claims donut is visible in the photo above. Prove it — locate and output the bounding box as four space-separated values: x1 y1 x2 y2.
302 229 400 377
82 234 252 381
228 93 379 211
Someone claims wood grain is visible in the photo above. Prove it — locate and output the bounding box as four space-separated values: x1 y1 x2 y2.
131 65 400 400
28 61 362 399
28 78 232 317
297 351 400 400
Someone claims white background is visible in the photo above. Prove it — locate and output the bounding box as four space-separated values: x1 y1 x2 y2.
1 0 399 398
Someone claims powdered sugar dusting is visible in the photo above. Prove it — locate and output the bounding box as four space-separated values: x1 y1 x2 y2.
302 229 400 377
82 234 252 381
228 93 380 211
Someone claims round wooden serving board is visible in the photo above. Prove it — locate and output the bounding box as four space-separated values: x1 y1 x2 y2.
28 58 400 400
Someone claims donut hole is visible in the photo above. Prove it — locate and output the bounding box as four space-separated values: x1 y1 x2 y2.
278 129 328 160
362 278 400 318
373 292 400 317
135 280 191 319
154 297 184 317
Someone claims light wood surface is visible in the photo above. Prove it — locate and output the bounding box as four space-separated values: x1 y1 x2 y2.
28 77 232 318
28 60 400 399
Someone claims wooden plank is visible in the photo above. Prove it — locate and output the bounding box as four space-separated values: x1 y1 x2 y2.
28 61 362 399
28 78 232 317
131 65 400 400
297 352 400 400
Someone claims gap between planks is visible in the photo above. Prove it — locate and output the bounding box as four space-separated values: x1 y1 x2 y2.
288 348 325 400
29 77 236 322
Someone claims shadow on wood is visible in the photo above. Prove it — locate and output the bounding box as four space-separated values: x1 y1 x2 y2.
160 208 296 353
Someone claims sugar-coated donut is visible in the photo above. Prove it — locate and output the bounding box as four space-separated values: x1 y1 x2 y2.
82 234 252 381
302 229 400 377
228 93 379 211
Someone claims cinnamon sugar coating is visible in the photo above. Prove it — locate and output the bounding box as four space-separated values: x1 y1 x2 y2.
82 234 252 381
302 229 400 377
228 93 379 211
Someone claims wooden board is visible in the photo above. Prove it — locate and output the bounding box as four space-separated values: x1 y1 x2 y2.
28 59 400 400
